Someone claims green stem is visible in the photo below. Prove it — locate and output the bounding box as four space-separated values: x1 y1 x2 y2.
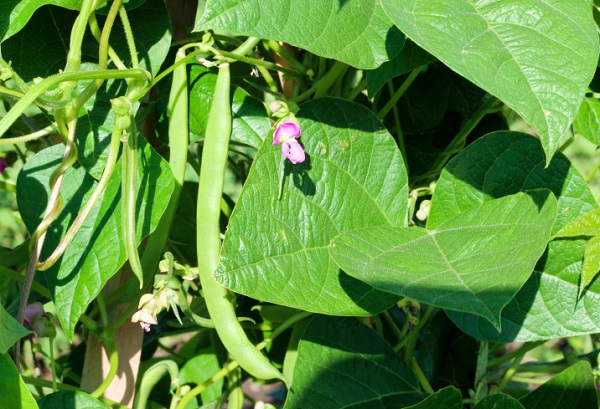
0 68 149 138
314 60 348 98
409 357 434 394
231 36 261 56
88 12 127 70
118 5 139 68
487 341 545 370
0 124 58 146
266 40 307 74
346 76 367 100
134 360 179 409
377 67 422 120
90 336 119 398
388 81 409 174
0 265 51 299
65 0 97 72
212 47 299 78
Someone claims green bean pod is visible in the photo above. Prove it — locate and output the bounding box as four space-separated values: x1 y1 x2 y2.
197 62 283 382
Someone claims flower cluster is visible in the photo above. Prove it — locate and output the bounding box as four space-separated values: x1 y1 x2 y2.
131 288 178 332
273 121 305 164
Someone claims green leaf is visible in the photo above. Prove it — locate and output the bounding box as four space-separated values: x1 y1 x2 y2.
382 0 599 162
574 96 600 146
0 353 38 409
179 353 224 404
404 387 462 409
330 191 557 328
194 0 404 69
0 303 30 354
519 360 598 409
366 40 435 96
17 139 174 338
554 207 600 238
429 131 599 341
216 98 407 315
284 316 423 409
38 390 108 409
0 0 80 42
189 65 270 148
580 235 600 298
474 394 524 409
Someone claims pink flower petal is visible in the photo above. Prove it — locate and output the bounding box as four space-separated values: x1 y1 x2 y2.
273 121 300 145
282 140 306 164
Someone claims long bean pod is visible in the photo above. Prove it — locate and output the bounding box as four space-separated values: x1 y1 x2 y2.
197 62 283 381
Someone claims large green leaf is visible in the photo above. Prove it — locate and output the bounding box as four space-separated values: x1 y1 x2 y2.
519 360 598 409
284 316 423 409
194 0 404 69
38 390 108 409
0 354 38 409
381 0 599 162
189 65 269 148
429 132 600 341
216 98 407 315
17 139 174 338
330 191 556 328
0 303 30 354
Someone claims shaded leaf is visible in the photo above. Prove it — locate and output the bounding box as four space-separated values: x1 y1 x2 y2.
194 0 404 69
284 316 422 409
0 353 38 409
428 131 599 341
17 138 174 338
474 394 524 409
179 353 224 404
367 40 436 96
330 191 557 328
519 360 598 409
382 0 599 162
38 390 108 409
2 0 170 81
0 0 80 42
189 65 269 148
404 387 462 409
216 98 407 315
0 303 30 354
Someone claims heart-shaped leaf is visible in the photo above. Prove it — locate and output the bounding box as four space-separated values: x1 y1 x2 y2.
381 0 599 162
17 139 174 338
216 98 407 316
430 132 600 341
194 0 404 69
330 191 556 329
284 316 423 409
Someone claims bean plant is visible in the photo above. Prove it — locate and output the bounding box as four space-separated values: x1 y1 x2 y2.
2 0 600 408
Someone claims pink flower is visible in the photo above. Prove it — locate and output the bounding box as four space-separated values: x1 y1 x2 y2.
273 121 305 164
282 139 305 164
